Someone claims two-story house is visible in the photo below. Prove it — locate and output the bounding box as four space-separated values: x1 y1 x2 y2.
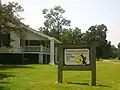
0 27 61 64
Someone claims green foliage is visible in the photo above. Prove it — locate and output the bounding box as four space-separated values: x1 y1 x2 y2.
117 43 120 60
0 1 28 48
60 28 72 43
111 45 117 59
118 42 120 48
60 27 84 43
40 6 118 60
83 24 107 42
39 5 71 39
0 2 28 38
70 27 84 43
101 41 113 59
83 24 109 60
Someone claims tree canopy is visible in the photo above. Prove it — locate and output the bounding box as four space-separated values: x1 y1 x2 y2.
39 5 120 60
39 6 71 40
0 2 28 38
1 2 119 60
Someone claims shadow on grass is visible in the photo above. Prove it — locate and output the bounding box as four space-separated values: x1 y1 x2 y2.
0 64 34 70
97 84 112 87
66 82 112 88
0 72 15 80
0 72 13 90
0 64 34 90
67 82 89 85
0 81 11 84
0 86 10 90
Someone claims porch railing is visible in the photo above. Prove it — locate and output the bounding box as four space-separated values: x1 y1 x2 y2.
24 46 50 53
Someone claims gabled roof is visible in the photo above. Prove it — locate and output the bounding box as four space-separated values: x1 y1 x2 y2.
28 27 61 43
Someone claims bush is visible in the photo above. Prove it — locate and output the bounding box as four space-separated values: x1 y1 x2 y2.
118 56 120 60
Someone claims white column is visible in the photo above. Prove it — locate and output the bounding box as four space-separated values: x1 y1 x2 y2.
39 53 43 64
50 39 55 64
39 45 43 64
55 47 58 64
40 45 43 52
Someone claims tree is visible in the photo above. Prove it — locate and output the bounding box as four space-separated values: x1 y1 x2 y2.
60 27 84 43
39 6 71 40
111 45 117 59
39 27 50 35
101 41 113 59
118 42 120 49
117 42 120 60
83 24 108 60
0 1 28 47
84 24 107 42
70 27 84 43
60 28 72 43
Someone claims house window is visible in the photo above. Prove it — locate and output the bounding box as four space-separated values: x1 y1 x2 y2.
20 40 40 46
29 40 40 46
25 40 29 46
20 39 22 47
0 34 10 47
41 40 45 46
20 39 29 47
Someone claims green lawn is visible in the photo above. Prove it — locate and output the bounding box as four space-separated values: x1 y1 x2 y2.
0 61 120 90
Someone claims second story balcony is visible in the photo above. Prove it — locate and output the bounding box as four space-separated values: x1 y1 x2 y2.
24 45 50 53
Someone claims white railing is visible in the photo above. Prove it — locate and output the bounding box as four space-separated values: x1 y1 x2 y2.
24 46 50 53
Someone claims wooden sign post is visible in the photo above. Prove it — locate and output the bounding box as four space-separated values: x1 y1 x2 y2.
57 42 98 86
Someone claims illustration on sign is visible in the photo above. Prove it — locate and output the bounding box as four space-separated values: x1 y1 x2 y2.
64 49 90 65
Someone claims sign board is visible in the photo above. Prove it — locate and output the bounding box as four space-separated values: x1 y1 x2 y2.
64 49 90 65
57 42 98 86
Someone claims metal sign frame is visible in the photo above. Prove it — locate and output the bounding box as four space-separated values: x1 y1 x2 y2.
57 42 98 86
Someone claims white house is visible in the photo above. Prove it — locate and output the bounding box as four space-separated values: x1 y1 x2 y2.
0 27 61 64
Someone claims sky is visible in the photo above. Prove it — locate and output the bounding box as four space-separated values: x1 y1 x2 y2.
2 0 120 47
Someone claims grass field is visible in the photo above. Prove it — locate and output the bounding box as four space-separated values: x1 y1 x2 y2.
0 61 120 90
